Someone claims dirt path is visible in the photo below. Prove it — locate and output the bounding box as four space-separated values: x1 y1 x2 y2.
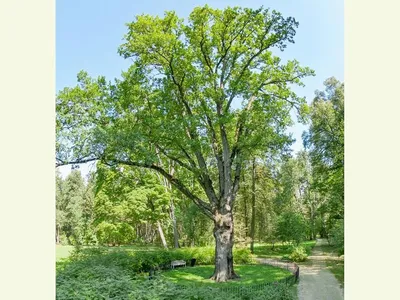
297 238 344 300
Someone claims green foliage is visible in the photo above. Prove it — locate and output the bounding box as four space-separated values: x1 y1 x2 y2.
57 264 134 300
129 277 295 300
56 170 91 245
277 211 308 245
58 264 294 300
95 222 119 245
129 278 178 300
288 246 308 262
180 202 214 247
329 219 344 255
303 77 344 223
67 246 254 274
95 222 136 246
253 240 316 259
57 4 314 231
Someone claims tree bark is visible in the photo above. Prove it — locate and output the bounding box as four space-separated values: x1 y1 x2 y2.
310 205 315 240
243 200 248 237
169 200 180 248
242 171 249 237
56 225 60 244
250 158 256 253
157 221 168 249
154 159 180 248
209 211 239 282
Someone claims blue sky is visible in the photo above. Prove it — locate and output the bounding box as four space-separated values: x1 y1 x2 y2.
56 0 343 179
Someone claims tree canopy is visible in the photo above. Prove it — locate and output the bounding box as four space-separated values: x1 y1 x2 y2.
56 5 315 281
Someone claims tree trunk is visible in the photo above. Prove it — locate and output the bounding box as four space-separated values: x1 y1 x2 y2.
243 200 248 237
157 221 168 249
154 158 179 248
56 225 60 244
170 200 180 248
210 211 239 282
310 207 315 240
250 158 256 254
241 171 249 237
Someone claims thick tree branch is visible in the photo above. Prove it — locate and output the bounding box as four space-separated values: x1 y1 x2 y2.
167 57 219 205
155 144 199 174
56 157 98 168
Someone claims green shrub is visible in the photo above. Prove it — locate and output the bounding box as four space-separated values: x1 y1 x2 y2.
233 247 255 264
57 267 134 300
59 234 69 245
277 212 308 246
58 272 295 300
95 222 136 246
129 277 295 300
330 219 344 256
288 246 308 262
68 246 254 272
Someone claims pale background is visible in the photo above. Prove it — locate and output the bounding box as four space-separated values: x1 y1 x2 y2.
1 0 400 299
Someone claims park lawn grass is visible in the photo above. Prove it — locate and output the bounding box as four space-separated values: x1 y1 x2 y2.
253 240 316 259
56 245 74 261
162 264 291 287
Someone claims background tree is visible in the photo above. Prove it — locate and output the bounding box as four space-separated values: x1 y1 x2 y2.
93 164 171 247
56 6 314 281
56 170 65 244
303 77 344 239
56 170 86 245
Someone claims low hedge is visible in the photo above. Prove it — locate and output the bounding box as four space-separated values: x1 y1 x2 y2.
67 246 255 273
57 275 295 300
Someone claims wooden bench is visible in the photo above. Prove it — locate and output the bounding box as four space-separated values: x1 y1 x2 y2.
171 260 186 269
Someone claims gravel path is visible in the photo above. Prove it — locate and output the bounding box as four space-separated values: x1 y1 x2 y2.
297 239 344 300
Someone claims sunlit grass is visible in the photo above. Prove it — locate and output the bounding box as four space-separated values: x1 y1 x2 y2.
56 245 74 261
162 264 291 287
253 240 316 259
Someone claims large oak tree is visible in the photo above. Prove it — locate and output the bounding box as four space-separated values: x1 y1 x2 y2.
56 6 313 281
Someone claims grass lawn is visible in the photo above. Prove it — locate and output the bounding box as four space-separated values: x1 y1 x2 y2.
162 264 292 287
56 245 74 261
253 240 316 259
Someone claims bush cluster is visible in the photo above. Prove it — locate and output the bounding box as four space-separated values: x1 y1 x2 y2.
288 246 308 262
129 277 295 300
96 222 136 246
58 273 295 300
68 246 254 273
330 219 344 256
